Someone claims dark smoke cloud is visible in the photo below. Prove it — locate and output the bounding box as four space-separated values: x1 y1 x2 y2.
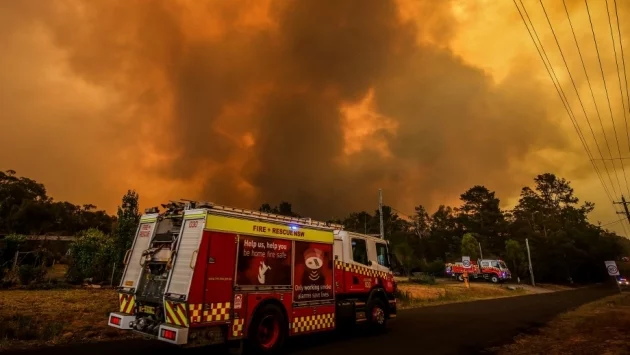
0 0 597 221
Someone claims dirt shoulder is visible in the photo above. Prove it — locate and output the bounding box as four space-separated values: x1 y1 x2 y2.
487 291 630 354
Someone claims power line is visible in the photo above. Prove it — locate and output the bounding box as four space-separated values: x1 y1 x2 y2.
520 0 626 236
541 0 619 201
614 0 630 119
605 0 630 198
608 0 630 152
601 217 626 227
585 0 630 199
557 0 623 199
390 206 415 221
515 0 613 203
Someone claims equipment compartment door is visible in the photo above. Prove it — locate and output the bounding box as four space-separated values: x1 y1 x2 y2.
164 216 205 298
119 216 158 290
204 232 238 305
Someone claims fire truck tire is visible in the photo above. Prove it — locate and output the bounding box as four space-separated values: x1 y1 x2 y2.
457 274 464 282
246 303 287 354
490 275 499 283
366 298 387 333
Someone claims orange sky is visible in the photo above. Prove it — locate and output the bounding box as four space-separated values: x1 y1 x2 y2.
1 0 630 237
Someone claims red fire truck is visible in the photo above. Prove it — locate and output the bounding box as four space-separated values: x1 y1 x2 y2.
108 201 396 353
445 259 512 284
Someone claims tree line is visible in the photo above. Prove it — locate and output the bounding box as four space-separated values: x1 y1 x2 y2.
0 170 139 285
0 169 628 285
262 173 630 284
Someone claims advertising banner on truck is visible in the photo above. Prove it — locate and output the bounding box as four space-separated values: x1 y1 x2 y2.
293 241 334 303
236 235 292 286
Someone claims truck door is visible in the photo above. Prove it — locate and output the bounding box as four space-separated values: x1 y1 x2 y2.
203 232 237 306
372 240 391 273
348 236 370 292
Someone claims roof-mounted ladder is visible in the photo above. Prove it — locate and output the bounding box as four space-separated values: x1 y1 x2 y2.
154 200 345 230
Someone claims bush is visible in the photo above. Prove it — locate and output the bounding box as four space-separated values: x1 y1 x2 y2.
65 264 84 284
18 265 47 285
425 259 446 275
66 228 117 283
409 272 436 285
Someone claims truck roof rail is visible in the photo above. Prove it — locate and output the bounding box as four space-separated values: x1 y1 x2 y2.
180 200 345 230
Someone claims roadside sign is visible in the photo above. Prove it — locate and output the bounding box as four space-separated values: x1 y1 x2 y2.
462 256 471 269
605 261 619 276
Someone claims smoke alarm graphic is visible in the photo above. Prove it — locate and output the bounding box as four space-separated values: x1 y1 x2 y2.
304 248 323 281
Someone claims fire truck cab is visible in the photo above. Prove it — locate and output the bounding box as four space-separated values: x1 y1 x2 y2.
108 201 396 353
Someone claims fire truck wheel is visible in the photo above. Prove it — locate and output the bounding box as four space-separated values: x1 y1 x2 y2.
490 275 499 283
247 304 287 354
457 274 464 282
366 298 387 332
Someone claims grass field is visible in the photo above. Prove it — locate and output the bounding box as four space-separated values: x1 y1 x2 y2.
0 288 137 350
490 291 630 354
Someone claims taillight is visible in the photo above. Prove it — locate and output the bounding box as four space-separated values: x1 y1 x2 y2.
161 329 176 340
110 316 121 326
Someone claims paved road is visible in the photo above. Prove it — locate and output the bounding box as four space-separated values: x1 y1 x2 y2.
4 286 616 355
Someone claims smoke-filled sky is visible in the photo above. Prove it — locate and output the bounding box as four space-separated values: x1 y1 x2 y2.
2 0 630 236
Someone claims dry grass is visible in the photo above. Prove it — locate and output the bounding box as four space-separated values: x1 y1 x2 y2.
396 281 529 309
46 264 68 280
0 277 533 350
490 292 630 355
534 283 574 291
0 288 138 350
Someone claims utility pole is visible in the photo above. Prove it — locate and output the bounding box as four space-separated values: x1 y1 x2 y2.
478 242 483 260
364 214 367 234
379 189 385 240
526 238 535 287
613 195 630 224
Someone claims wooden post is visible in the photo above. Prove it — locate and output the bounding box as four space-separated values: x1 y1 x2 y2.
110 263 117 286
12 251 19 270
526 238 535 287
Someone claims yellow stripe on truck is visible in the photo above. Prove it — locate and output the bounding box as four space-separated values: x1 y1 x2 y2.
165 301 189 327
164 301 181 326
205 214 334 244
118 294 135 314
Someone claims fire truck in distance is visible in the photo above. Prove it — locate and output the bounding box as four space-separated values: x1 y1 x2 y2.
108 200 396 353
445 259 512 284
